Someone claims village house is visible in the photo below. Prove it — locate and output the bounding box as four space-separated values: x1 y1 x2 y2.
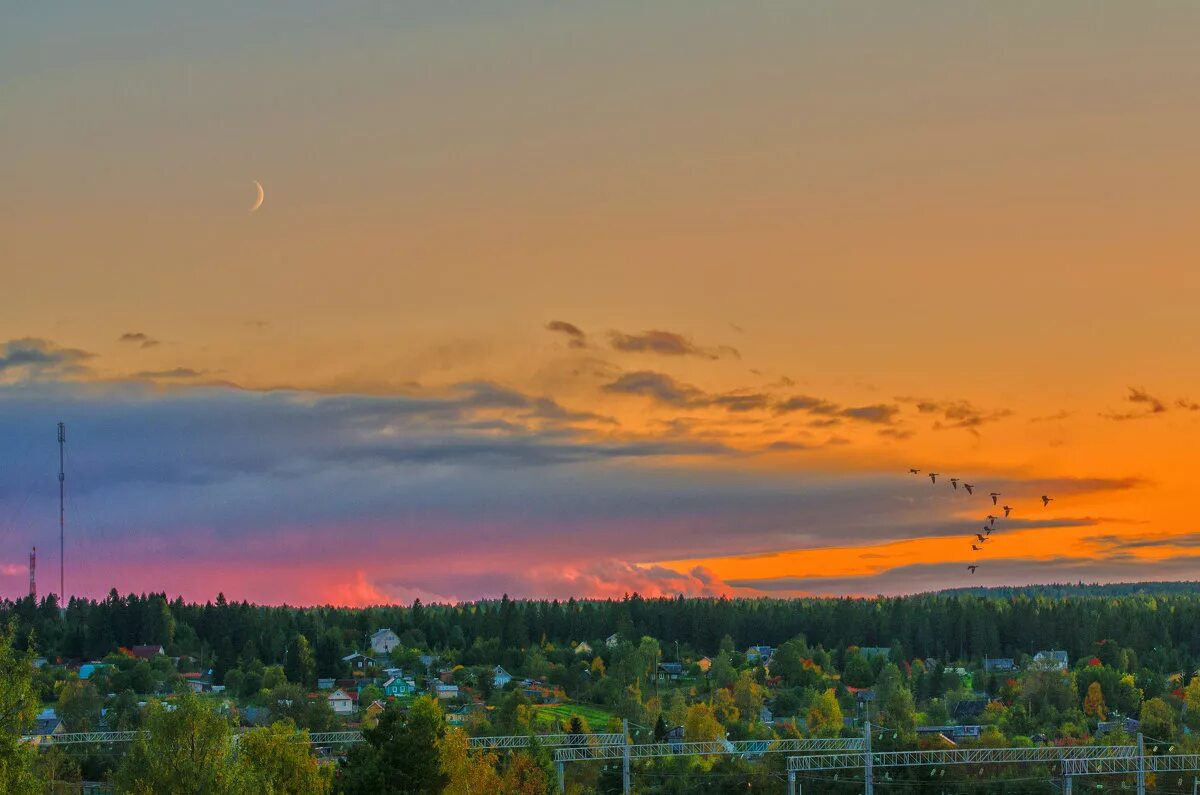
446 705 472 727
493 665 513 688
695 656 713 674
746 646 775 665
317 678 336 691
369 628 401 656
433 683 459 700
605 633 621 648
241 706 272 727
521 679 559 703
656 662 683 682
952 696 990 722
31 708 64 738
916 725 983 743
1033 650 1069 670
383 676 417 697
1097 717 1140 737
131 644 165 659
182 672 223 694
984 657 1017 673
574 641 593 655
342 652 375 674
851 688 875 709
328 689 355 715
78 663 100 679
858 646 891 660
363 700 387 729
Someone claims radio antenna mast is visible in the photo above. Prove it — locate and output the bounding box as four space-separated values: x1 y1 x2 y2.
58 422 66 602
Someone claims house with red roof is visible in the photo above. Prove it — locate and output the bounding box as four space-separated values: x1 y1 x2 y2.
132 645 165 660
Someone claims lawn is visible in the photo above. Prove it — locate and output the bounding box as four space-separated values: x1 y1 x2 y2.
532 702 617 730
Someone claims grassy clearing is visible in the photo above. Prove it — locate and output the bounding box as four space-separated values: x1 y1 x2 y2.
532 702 616 729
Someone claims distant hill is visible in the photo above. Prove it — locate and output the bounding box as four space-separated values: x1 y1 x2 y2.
938 580 1200 598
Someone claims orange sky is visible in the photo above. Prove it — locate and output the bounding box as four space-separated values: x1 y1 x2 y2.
2 3 1200 603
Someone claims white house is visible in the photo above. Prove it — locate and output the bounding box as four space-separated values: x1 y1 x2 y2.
434 684 459 700
605 633 621 649
328 689 355 715
370 628 401 656
493 665 513 688
1033 650 1069 671
574 642 593 656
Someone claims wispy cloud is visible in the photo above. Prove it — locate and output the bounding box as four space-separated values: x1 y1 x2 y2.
602 371 705 406
545 320 587 349
776 395 840 416
0 338 94 380
904 397 1013 433
601 372 902 427
841 404 900 424
132 367 206 379
776 394 900 425
1101 387 1171 420
609 329 738 360
118 332 160 349
601 371 775 416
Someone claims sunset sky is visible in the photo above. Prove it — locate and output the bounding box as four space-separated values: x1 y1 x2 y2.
3 3 1200 604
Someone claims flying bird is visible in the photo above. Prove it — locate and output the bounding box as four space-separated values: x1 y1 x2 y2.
972 544 982 551
929 473 940 483
967 565 978 574
984 526 993 536
909 468 921 475
975 533 987 543
1002 505 1012 518
1042 495 1054 507
989 492 1001 505
950 478 959 490
963 483 974 495
986 515 997 527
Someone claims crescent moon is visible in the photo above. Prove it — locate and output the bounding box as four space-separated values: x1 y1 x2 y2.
249 180 265 213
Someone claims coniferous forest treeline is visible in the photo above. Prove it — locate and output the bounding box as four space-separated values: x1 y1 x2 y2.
5 583 1200 674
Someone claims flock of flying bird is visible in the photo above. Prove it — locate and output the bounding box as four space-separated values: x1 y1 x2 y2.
907 468 1055 575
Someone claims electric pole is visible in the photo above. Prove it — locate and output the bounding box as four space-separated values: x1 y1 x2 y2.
58 422 65 602
864 719 874 795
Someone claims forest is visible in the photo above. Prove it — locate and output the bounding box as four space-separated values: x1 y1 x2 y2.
6 584 1200 674
3 584 1200 793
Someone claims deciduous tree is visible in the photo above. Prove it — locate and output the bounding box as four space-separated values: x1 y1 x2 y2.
439 726 501 794
56 678 102 732
113 690 236 794
1139 697 1177 741
0 620 39 795
235 721 331 794
1083 681 1108 722
683 703 724 742
806 688 843 738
